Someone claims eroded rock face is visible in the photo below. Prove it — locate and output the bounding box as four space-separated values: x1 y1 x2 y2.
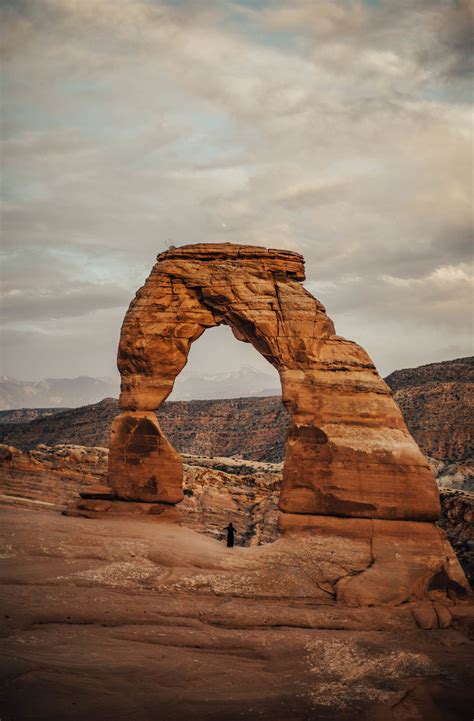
109 243 440 522
108 412 183 503
0 443 108 509
278 513 470 605
0 444 281 546
1 443 472 599
386 357 474 465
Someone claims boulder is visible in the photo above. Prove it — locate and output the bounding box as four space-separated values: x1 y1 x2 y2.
108 412 183 504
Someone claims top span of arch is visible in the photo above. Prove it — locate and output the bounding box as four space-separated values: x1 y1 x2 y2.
118 242 338 411
157 243 306 281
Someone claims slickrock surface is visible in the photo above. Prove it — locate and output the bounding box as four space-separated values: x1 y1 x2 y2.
2 443 473 587
1 509 473 721
111 243 440 521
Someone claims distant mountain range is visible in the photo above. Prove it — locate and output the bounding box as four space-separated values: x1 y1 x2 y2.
0 366 280 410
171 365 280 401
0 376 120 410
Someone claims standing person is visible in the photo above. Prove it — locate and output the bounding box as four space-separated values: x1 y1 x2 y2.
224 522 235 548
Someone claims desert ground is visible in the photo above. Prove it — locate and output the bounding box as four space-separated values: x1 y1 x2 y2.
1 508 473 721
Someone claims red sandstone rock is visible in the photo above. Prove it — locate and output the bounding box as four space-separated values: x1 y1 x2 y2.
0 443 108 509
110 243 440 522
434 603 452 628
1 442 471 603
108 412 183 504
2 509 473 721
79 486 115 500
412 603 439 630
0 443 281 546
68 498 181 522
278 513 471 605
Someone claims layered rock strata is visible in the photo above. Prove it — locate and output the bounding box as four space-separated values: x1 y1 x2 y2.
110 243 440 522
1 442 472 592
0 443 108 510
438 490 474 584
2 354 471 486
386 357 474 465
0 444 281 546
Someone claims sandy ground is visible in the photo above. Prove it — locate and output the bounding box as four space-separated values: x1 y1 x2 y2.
0 508 473 721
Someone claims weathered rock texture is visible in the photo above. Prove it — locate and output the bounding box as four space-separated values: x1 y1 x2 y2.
1 443 472 590
108 412 183 503
385 357 474 465
0 443 108 510
110 243 440 523
438 490 474 586
0 444 281 546
2 355 471 488
1 509 474 721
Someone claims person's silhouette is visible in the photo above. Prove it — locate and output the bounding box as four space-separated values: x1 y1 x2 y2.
224 522 235 548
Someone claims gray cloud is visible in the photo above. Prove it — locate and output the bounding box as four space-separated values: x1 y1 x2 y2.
1 0 472 382
1 283 129 323
422 0 474 82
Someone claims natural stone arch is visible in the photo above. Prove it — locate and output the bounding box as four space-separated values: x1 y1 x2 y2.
108 243 440 523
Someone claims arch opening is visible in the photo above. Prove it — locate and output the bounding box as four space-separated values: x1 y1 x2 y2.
158 325 289 546
167 324 280 403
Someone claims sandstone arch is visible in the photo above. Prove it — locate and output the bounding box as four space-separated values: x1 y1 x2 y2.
108 243 440 523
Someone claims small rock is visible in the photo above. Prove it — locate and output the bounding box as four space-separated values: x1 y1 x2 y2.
412 604 438 630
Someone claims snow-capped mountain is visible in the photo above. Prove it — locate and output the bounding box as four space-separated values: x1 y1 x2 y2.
0 376 120 410
170 365 280 401
0 366 281 409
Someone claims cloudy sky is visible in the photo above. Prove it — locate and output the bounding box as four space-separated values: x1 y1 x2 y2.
2 0 473 387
